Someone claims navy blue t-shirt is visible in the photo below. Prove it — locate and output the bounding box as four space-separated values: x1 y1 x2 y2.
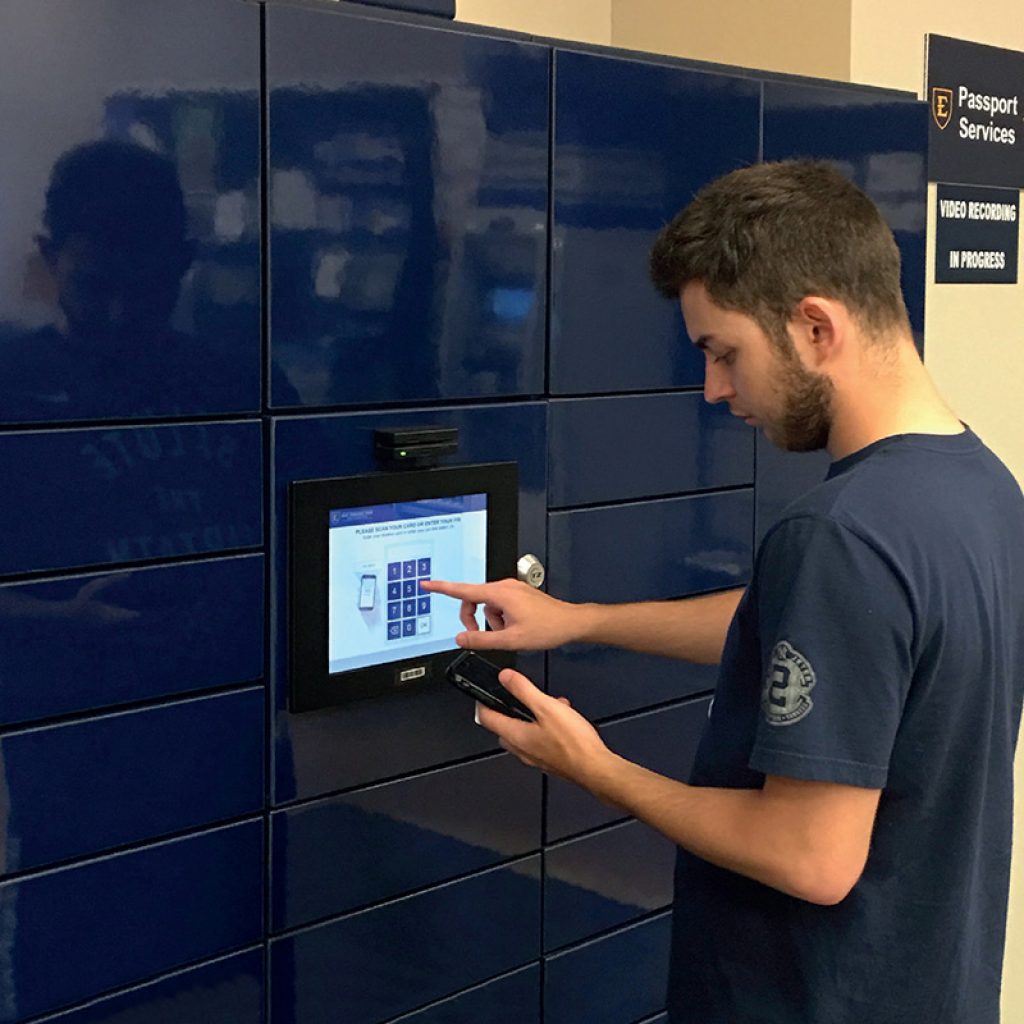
668 429 1024 1024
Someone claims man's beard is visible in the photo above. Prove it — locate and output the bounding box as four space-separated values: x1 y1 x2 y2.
767 352 835 453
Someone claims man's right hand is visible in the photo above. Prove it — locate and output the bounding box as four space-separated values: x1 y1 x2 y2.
419 578 585 652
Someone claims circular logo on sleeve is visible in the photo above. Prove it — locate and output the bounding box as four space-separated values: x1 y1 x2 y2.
762 641 816 726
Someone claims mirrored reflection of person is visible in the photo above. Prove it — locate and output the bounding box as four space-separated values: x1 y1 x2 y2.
0 576 139 629
0 139 243 422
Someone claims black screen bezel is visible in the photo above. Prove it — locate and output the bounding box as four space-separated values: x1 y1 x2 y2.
289 462 518 713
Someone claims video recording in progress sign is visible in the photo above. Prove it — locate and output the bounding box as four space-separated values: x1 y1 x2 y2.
935 184 1019 284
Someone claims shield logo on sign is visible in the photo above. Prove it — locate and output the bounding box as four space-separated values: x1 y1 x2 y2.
931 87 953 130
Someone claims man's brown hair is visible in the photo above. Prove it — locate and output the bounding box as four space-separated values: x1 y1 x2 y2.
649 160 910 346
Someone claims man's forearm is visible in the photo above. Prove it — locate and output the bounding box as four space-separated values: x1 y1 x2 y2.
582 752 870 906
572 588 743 664
480 666 879 907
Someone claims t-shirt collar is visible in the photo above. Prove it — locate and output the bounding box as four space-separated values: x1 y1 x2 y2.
827 426 977 480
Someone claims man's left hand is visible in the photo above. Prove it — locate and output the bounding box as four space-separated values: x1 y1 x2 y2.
477 669 613 787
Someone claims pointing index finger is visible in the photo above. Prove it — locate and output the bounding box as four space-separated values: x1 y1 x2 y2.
419 579 489 602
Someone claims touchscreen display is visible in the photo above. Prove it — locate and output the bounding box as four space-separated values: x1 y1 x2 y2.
327 493 486 674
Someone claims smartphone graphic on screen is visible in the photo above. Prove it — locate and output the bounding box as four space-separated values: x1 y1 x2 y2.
358 574 377 611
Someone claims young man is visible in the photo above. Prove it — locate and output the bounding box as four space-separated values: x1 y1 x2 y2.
422 161 1024 1023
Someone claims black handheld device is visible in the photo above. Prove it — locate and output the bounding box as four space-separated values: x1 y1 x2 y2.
446 651 536 722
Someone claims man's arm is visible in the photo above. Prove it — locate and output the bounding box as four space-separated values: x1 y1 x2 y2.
575 588 743 664
587 755 879 905
484 669 880 906
420 578 742 665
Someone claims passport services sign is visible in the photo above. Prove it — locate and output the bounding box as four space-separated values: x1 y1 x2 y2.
926 34 1024 188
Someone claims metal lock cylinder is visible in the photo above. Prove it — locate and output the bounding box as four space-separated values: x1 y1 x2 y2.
517 553 546 589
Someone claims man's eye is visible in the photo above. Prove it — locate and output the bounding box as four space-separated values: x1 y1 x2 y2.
713 352 735 366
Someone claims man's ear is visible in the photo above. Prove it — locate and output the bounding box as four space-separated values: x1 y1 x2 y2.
792 296 844 366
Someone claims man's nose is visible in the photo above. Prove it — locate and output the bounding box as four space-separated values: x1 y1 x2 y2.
703 362 735 404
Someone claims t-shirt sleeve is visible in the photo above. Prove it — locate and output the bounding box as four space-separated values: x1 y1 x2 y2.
748 514 914 789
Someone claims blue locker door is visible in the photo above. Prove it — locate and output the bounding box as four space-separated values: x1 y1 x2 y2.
346 0 455 15
544 913 673 1024
550 51 760 395
266 4 549 409
0 0 261 425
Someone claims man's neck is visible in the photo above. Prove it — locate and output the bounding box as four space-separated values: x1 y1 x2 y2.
826 341 963 461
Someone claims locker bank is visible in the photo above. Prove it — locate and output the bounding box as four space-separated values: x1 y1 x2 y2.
0 0 933 1021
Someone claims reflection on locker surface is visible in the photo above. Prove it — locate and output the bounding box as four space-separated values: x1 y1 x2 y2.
0 0 260 424
267 6 548 408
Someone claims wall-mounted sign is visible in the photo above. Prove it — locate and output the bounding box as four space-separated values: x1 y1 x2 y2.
926 34 1024 188
935 184 1019 284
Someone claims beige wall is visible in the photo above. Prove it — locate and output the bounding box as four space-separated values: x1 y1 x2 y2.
458 0 850 80
456 0 611 45
850 0 1024 94
849 2 1024 486
612 0 851 81
848 4 1024 489
460 0 1024 1013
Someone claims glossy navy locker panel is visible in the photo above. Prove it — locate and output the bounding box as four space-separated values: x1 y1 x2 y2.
267 6 548 408
0 689 263 876
0 820 263 1022
548 697 711 842
390 966 540 1024
347 0 455 15
545 819 676 951
270 857 541 1024
548 394 754 508
0 422 261 576
550 51 759 396
0 555 262 727
547 490 753 605
272 753 541 931
0 0 260 424
544 912 672 1024
272 403 546 803
762 81 927 346
548 645 717 722
38 948 264 1024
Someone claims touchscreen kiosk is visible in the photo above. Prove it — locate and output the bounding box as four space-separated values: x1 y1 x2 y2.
289 462 517 712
